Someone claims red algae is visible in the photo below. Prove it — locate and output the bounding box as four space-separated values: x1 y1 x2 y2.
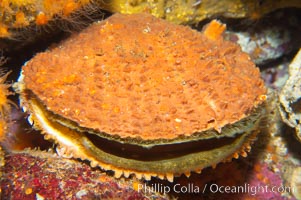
0 150 166 200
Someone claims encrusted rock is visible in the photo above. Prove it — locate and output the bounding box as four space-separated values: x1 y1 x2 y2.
279 49 301 141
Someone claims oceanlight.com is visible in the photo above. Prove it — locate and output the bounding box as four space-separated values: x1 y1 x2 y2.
137 183 295 196
205 183 294 196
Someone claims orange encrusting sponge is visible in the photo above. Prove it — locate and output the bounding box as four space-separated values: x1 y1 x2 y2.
203 20 226 41
0 72 12 145
23 13 267 141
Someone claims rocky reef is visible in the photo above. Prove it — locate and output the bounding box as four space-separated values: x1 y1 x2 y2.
0 1 301 200
279 49 301 142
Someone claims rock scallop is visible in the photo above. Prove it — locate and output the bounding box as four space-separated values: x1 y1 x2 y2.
15 13 267 181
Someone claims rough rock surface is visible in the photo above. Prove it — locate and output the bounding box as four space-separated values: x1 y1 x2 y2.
279 49 301 141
